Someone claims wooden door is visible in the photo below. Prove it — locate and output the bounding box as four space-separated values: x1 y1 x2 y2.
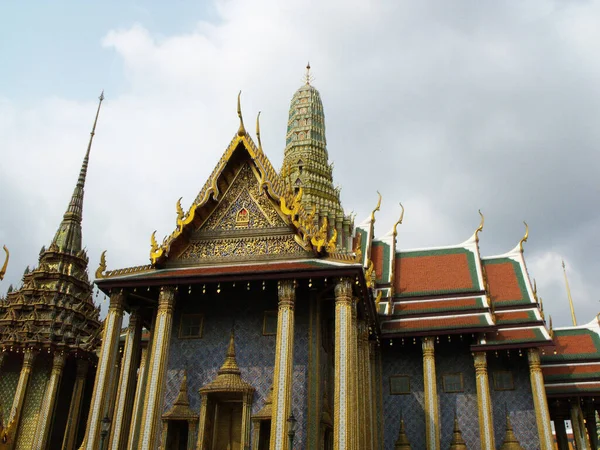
212 402 243 450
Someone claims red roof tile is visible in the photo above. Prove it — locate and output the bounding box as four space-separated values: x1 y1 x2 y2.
381 314 488 333
485 261 527 304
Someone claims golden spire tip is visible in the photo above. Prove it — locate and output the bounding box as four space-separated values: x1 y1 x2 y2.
305 62 313 85
562 258 577 326
237 91 246 136
99 90 105 102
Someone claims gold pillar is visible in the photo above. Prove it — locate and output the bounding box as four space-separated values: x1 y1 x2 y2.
364 339 374 450
139 286 176 450
242 392 253 449
7 350 37 442
357 320 368 450
196 394 209 447
32 352 66 449
585 411 598 449
553 418 569 450
473 352 495 450
269 280 296 450
570 401 591 450
109 308 142 450
527 348 553 450
422 337 440 450
61 360 89 450
81 290 124 449
349 298 359 450
333 277 353 450
369 341 379 450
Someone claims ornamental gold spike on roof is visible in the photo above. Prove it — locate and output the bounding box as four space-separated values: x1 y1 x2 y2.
0 246 8 281
500 413 524 450
449 415 468 450
394 417 411 450
164 371 196 419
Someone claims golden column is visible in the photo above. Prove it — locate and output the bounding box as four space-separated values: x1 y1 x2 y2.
81 290 124 450
473 352 495 450
357 320 368 450
61 360 89 450
139 286 176 450
127 347 149 450
349 298 359 450
422 337 440 450
32 352 66 448
363 337 374 450
527 348 553 450
334 277 353 450
7 350 37 441
570 401 591 450
269 280 296 450
369 341 380 450
109 307 142 450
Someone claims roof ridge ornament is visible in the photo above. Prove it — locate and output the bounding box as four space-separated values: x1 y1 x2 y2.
475 209 484 242
562 259 577 326
370 191 382 223
0 246 8 281
256 111 262 152
392 203 405 239
237 91 246 136
519 221 528 253
95 250 107 279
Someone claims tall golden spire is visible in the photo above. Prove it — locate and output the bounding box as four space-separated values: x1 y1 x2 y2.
562 260 577 326
52 91 104 253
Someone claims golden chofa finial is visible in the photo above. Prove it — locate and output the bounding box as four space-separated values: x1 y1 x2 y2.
392 203 405 238
95 250 107 279
237 91 246 136
519 221 528 253
562 259 577 326
0 246 9 281
475 209 484 242
370 191 382 223
256 111 263 151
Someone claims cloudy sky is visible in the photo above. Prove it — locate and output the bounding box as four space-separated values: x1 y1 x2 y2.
1 1 598 325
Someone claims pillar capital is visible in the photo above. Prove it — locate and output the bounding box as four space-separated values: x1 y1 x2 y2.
528 348 542 371
109 289 126 311
474 352 488 374
334 277 353 304
157 286 176 312
422 337 435 356
23 349 37 368
51 352 66 374
277 279 295 309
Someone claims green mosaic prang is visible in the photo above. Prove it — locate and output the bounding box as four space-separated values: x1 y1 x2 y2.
483 258 532 306
395 247 481 297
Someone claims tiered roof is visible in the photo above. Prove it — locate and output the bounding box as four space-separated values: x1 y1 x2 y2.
542 317 600 397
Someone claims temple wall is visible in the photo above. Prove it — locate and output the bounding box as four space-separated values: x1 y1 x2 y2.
0 353 21 421
489 353 539 449
381 343 426 449
15 354 50 449
164 289 310 448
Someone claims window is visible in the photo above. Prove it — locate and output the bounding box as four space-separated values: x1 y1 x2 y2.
493 371 514 391
442 373 464 393
389 375 410 395
263 311 278 336
179 314 203 339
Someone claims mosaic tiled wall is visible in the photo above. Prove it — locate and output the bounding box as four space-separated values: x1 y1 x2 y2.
381 342 426 449
15 354 50 449
489 353 539 449
435 341 480 449
164 287 310 448
0 354 21 421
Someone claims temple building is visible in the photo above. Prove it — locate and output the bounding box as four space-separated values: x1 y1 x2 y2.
1 68 599 450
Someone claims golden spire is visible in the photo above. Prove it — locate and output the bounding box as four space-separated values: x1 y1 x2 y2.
305 62 312 85
562 260 577 326
237 91 246 136
52 91 104 253
500 412 524 450
174 371 190 406
0 246 8 281
449 414 468 450
475 209 484 242
394 416 411 449
392 203 405 239
219 331 240 375
519 221 528 253
256 111 262 151
370 191 382 223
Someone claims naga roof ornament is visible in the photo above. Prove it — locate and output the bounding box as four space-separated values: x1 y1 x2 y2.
237 91 246 136
475 209 484 242
519 221 528 253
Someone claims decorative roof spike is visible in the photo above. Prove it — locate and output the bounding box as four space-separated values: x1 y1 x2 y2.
394 417 412 449
519 221 528 253
220 331 240 375
237 91 246 136
52 91 104 253
304 61 312 85
449 414 468 450
174 370 190 407
392 203 405 239
95 250 107 279
500 413 524 450
562 259 577 326
475 209 484 242
0 246 9 281
256 111 263 152
370 191 382 223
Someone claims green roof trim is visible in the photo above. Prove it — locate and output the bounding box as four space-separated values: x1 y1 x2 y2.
542 328 600 362
391 296 486 316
